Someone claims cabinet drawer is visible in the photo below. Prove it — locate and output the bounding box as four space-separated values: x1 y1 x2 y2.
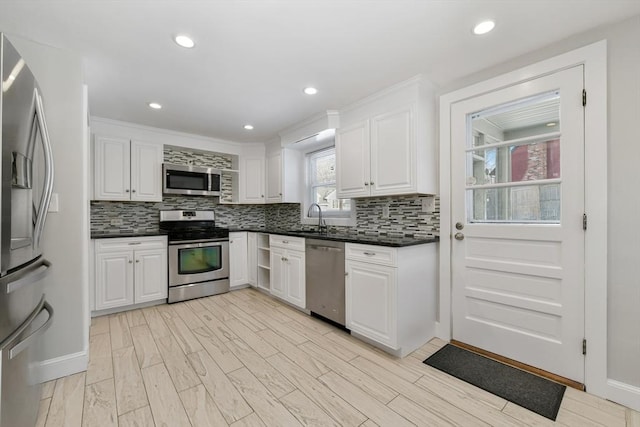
269 235 305 251
95 236 167 252
345 243 397 266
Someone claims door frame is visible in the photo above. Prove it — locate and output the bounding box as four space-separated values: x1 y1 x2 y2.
438 41 607 397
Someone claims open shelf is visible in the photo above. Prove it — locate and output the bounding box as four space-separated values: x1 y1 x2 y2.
258 264 270 270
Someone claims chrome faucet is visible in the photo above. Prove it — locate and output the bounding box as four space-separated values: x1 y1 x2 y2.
307 203 327 234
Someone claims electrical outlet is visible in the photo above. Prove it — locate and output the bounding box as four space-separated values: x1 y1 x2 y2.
422 196 435 213
110 218 123 226
382 204 390 219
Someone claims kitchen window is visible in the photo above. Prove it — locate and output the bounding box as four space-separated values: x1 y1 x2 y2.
305 147 353 222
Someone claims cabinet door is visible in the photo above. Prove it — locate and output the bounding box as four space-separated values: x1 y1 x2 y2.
270 246 286 298
370 107 415 196
284 249 306 309
266 152 282 203
134 248 168 304
336 121 370 198
130 140 163 202
240 157 265 204
346 260 397 348
95 251 134 310
94 135 131 201
247 232 258 286
229 232 248 288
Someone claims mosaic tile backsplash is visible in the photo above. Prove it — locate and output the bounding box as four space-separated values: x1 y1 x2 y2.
91 195 439 237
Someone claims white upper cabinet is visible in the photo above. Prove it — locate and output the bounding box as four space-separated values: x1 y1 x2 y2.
265 149 303 204
336 76 436 198
239 156 265 204
266 151 282 203
93 135 163 202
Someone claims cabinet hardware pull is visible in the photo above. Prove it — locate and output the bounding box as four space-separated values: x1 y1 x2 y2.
364 182 369 186
128 259 133 264
125 189 130 192
128 242 142 245
132 189 136 193
370 181 374 185
136 260 140 263
282 240 288 244
363 252 376 256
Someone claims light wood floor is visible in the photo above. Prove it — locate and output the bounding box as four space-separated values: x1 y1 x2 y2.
38 288 639 427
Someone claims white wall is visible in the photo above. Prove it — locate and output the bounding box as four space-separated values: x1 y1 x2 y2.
8 35 88 377
438 15 640 392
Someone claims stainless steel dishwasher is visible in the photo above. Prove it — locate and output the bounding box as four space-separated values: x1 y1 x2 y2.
305 239 346 327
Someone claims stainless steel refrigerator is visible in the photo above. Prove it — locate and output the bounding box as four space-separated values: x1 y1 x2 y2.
0 34 55 427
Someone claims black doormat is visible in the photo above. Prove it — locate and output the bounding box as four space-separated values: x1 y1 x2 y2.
423 344 566 421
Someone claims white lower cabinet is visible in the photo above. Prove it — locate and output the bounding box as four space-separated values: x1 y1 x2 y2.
229 232 249 288
269 235 305 309
94 236 167 311
345 242 437 357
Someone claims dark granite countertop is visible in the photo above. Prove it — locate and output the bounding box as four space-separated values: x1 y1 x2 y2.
228 227 438 247
91 230 168 239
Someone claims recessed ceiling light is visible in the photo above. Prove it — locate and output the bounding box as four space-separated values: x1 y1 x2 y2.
244 124 254 130
148 102 162 110
174 34 195 48
473 20 495 35
546 122 557 127
304 87 318 95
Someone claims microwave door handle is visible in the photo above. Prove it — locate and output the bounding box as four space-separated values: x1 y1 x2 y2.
32 88 55 249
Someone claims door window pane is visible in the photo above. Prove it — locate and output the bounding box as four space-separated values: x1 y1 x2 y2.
469 184 560 222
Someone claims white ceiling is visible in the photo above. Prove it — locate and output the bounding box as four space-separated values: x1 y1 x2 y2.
1 1 638 143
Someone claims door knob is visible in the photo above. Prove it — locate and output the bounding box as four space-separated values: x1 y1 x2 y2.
454 232 465 241
455 222 464 230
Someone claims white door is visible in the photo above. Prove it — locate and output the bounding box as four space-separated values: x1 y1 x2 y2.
370 107 414 196
94 135 130 201
134 248 168 303
284 250 305 309
451 66 585 382
95 251 134 310
336 120 371 198
130 140 163 202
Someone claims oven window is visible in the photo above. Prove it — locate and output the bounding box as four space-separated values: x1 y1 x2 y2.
167 171 208 191
178 246 222 274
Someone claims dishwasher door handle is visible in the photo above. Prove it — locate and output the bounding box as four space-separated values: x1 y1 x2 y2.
308 245 343 252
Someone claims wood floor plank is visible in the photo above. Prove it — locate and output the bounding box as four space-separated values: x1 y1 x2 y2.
501 402 558 427
300 341 398 404
172 301 207 329
564 387 627 421
230 413 267 427
360 421 379 427
82 379 117 427
86 332 113 385
192 326 244 373
41 380 56 399
288 321 358 361
225 302 268 331
45 372 86 427
90 315 110 336
561 391 625 426
627 409 640 427
155 334 201 392
388 395 459 427
350 355 489 427
277 306 333 335
157 305 204 354
194 309 239 342
555 407 605 427
141 306 172 339
279 389 342 427
117 406 155 427
187 350 253 424
225 318 278 358
184 298 208 313
258 329 329 378
253 311 307 344
112 347 148 416
36 398 51 427
226 338 296 398
227 367 302 427
266 353 367 427
130 324 163 369
179 384 229 427
317 371 414 427
109 313 133 350
126 309 147 327
141 363 192 427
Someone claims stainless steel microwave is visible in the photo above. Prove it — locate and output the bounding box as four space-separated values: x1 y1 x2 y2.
163 163 221 196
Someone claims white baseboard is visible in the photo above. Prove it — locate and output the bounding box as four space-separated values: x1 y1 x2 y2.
606 379 640 412
37 350 88 383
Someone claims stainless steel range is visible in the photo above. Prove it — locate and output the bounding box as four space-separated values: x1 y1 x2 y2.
160 210 229 303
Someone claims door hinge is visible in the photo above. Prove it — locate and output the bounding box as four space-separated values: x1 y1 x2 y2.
582 89 587 107
582 339 587 355
583 213 587 230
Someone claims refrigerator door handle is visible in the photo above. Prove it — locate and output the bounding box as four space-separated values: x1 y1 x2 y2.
1 258 51 294
9 300 54 360
32 87 55 249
